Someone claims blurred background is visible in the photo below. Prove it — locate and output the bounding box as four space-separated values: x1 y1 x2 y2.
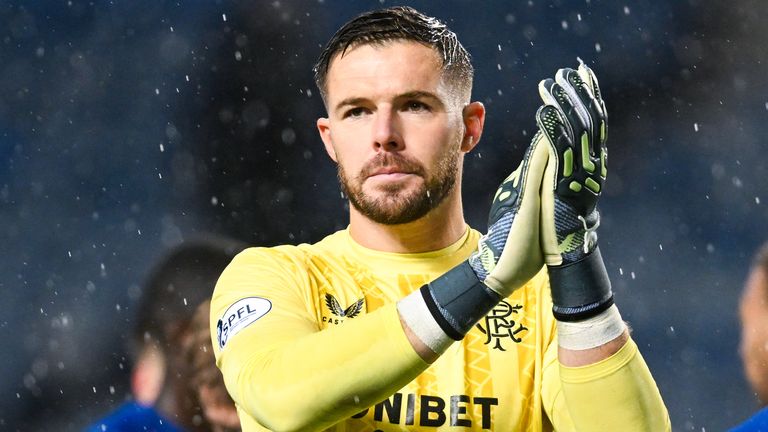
1 0 767 430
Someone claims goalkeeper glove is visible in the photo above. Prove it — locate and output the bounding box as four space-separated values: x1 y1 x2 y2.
398 116 549 349
536 61 614 323
467 134 548 296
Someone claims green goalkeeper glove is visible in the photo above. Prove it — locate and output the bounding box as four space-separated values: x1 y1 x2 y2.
467 133 548 296
536 60 613 321
398 119 549 345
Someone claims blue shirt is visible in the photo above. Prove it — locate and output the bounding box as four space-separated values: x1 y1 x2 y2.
84 402 184 432
731 407 768 432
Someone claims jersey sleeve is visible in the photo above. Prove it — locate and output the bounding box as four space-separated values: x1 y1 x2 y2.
541 335 671 431
210 247 429 431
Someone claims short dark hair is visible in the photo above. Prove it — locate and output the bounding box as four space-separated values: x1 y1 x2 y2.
184 299 233 404
313 6 473 103
133 235 247 355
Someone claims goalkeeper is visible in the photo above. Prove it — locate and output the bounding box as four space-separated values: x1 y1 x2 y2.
211 6 670 431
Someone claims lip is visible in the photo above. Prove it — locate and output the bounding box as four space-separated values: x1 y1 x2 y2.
369 172 412 181
371 167 411 175
368 167 413 178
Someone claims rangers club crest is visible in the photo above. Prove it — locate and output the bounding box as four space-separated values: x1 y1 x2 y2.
475 300 528 351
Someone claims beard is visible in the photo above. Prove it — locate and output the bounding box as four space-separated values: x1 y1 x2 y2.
337 146 461 225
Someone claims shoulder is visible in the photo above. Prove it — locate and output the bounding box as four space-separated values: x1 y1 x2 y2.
213 230 351 302
237 230 348 262
224 230 346 273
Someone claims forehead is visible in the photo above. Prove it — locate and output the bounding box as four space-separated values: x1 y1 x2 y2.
324 40 445 101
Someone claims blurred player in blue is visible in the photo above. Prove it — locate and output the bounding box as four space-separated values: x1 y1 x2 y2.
85 236 245 432
732 242 768 431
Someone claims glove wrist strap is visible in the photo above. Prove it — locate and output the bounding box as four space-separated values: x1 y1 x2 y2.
422 261 501 340
549 246 613 321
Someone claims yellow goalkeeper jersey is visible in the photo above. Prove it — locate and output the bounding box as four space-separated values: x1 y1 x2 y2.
211 227 669 431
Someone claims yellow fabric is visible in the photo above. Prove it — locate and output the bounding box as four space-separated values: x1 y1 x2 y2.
211 227 669 431
552 339 671 431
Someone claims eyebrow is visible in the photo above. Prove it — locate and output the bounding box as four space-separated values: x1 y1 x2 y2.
333 91 444 115
397 91 442 103
334 97 367 115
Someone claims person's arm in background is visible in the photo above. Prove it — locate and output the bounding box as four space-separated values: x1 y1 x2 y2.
536 62 670 430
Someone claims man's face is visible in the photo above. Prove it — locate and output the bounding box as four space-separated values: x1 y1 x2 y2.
317 40 469 225
739 266 768 404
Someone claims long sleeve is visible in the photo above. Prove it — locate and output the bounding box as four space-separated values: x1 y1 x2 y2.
542 336 671 431
210 247 430 432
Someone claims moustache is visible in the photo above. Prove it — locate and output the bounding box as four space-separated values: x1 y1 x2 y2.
359 153 425 179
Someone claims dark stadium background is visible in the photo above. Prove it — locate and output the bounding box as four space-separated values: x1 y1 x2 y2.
2 1 766 430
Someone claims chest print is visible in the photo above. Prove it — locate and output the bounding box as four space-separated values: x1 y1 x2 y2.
322 293 365 325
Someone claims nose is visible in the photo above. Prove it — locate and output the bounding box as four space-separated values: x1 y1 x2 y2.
372 110 404 152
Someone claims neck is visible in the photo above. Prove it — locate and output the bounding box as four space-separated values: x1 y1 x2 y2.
348 191 467 253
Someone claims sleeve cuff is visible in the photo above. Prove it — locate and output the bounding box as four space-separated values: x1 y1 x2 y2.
558 337 637 384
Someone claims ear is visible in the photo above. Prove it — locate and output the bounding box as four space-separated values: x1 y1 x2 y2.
131 346 166 406
461 101 485 152
317 117 337 162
